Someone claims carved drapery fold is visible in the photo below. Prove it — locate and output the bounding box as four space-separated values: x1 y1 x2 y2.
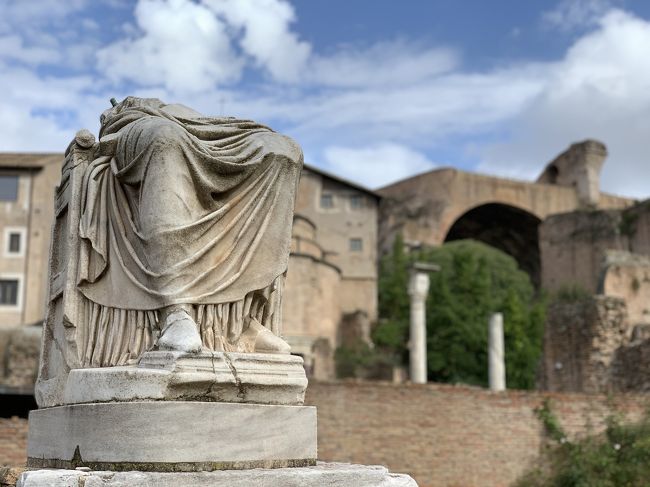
79 275 284 367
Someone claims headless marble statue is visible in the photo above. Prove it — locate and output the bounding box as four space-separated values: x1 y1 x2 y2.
74 97 302 360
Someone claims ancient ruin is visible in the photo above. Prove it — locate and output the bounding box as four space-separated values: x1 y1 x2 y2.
378 140 633 288
539 200 650 393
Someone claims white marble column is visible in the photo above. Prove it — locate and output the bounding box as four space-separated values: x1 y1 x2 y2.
407 263 439 384
488 312 506 391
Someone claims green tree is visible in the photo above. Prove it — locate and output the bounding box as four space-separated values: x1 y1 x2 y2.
374 234 410 359
374 238 545 389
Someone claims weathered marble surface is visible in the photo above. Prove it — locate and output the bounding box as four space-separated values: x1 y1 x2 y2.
27 401 316 471
37 97 304 407
18 463 418 486
62 351 308 406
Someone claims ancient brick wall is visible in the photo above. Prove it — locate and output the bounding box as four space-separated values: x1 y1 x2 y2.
1 383 649 487
0 418 27 467
305 382 648 487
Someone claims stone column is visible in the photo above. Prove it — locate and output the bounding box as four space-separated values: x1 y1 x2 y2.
488 312 506 391
408 263 439 384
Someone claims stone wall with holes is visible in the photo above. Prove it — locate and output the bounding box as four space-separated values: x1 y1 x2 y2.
539 200 650 295
537 200 650 393
539 295 630 393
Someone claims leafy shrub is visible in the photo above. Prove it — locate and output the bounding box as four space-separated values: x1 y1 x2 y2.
517 401 650 487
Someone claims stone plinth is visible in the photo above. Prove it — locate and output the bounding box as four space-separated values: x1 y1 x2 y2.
27 401 316 471
62 351 307 406
18 463 417 486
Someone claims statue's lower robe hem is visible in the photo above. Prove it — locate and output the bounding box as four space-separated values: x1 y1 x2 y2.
78 275 283 368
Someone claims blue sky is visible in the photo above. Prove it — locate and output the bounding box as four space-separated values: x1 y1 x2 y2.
2 0 650 197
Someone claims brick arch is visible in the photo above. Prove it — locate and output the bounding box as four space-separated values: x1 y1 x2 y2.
443 202 543 287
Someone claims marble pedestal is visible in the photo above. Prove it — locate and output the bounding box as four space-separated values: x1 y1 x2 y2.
29 352 315 471
26 352 418 485
27 401 316 471
18 463 418 486
62 351 308 406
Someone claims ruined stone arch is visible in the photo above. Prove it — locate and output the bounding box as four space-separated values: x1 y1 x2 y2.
443 202 542 288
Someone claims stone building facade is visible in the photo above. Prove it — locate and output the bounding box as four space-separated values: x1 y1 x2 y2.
282 165 379 379
0 155 60 328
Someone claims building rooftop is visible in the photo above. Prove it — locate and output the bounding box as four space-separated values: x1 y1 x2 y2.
303 162 381 199
0 153 62 170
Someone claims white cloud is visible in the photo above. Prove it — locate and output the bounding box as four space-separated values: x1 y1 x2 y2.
96 0 312 92
307 41 458 88
0 60 104 151
204 0 311 82
542 0 618 31
0 35 61 65
478 9 650 197
96 0 243 93
322 143 437 189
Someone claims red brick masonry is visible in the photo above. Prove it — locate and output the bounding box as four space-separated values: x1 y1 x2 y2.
305 382 648 487
0 418 27 468
1 382 648 487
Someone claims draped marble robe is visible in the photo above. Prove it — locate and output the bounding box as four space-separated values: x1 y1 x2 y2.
75 97 303 366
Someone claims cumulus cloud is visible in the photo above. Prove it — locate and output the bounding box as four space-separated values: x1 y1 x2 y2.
322 143 436 189
96 0 312 92
204 0 311 82
478 9 650 197
97 0 243 93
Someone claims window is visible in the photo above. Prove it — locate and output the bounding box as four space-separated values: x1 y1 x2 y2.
8 233 21 254
4 228 25 257
0 279 19 306
349 238 363 252
350 194 363 209
320 193 334 209
0 175 18 201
